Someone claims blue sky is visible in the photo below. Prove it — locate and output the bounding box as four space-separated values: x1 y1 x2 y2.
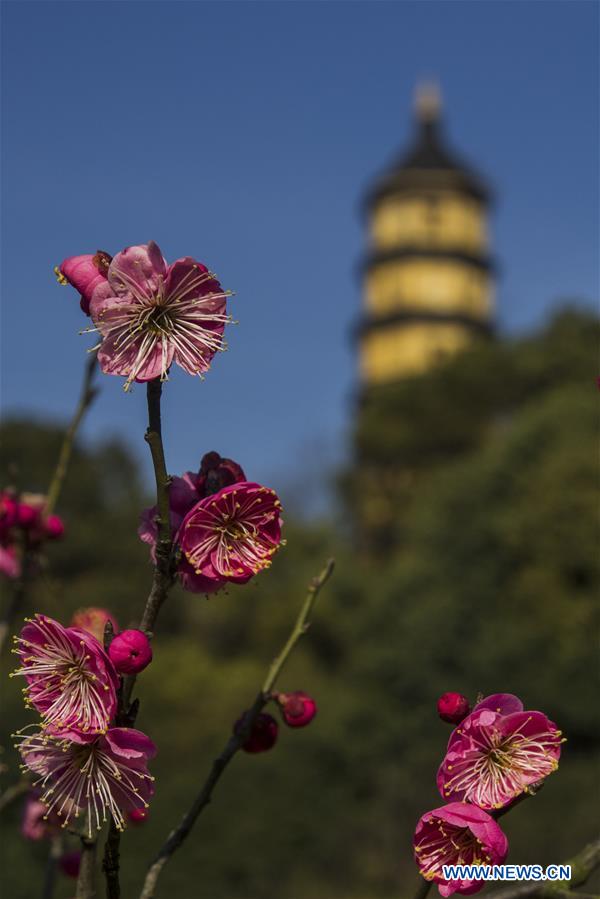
1 1 598 503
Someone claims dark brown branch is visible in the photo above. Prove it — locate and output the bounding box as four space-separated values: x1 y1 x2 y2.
46 354 98 516
102 379 175 899
138 559 335 899
41 836 63 899
102 818 121 899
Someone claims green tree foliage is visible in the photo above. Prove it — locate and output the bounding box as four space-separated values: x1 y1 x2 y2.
0 308 597 898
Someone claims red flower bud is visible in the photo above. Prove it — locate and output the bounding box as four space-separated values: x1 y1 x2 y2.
437 692 471 725
16 502 41 529
58 850 81 879
128 807 149 825
274 691 318 728
108 629 153 674
44 514 65 539
195 451 246 498
234 712 278 753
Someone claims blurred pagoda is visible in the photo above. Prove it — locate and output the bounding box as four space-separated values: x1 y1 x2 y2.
349 83 497 550
358 82 495 385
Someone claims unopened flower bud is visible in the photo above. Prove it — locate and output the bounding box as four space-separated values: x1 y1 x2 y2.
274 691 317 728
44 514 65 540
58 850 81 879
128 807 149 825
108 629 153 674
71 607 119 644
437 692 471 725
196 451 246 498
16 502 41 529
234 712 278 753
57 251 111 315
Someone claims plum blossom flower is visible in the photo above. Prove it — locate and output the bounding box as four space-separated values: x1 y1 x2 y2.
16 726 156 837
56 251 111 314
437 694 562 810
180 482 283 586
85 241 231 389
413 802 508 896
12 614 118 735
108 630 152 675
274 691 318 728
0 491 65 579
437 692 471 725
70 607 119 644
138 451 247 594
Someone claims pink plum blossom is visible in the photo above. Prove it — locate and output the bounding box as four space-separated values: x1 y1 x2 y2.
437 695 562 810
274 691 318 728
85 241 231 390
437 692 471 725
139 451 247 594
12 614 118 735
180 482 283 587
16 726 156 837
108 630 152 675
56 251 111 314
70 607 118 644
413 802 508 896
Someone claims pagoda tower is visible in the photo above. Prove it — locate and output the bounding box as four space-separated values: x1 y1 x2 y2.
358 83 495 385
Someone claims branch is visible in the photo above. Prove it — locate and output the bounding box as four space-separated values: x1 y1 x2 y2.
0 355 98 656
483 837 600 899
102 818 121 899
75 838 97 899
138 558 335 899
41 835 63 899
102 378 175 899
46 353 98 516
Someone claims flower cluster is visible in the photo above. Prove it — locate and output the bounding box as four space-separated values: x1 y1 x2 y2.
0 491 64 580
58 242 232 390
12 614 156 837
139 451 284 594
413 693 563 895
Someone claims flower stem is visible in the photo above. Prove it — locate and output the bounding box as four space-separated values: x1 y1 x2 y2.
120 378 174 712
102 379 175 899
41 835 62 899
75 838 97 899
138 558 335 899
46 353 98 516
412 881 432 899
102 818 121 899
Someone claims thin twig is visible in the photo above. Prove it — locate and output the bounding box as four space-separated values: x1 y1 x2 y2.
120 378 174 713
102 379 175 899
46 354 98 516
411 880 432 899
75 838 97 899
0 355 98 656
41 835 63 899
138 558 335 899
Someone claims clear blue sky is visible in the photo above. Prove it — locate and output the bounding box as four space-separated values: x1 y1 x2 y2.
1 1 598 502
